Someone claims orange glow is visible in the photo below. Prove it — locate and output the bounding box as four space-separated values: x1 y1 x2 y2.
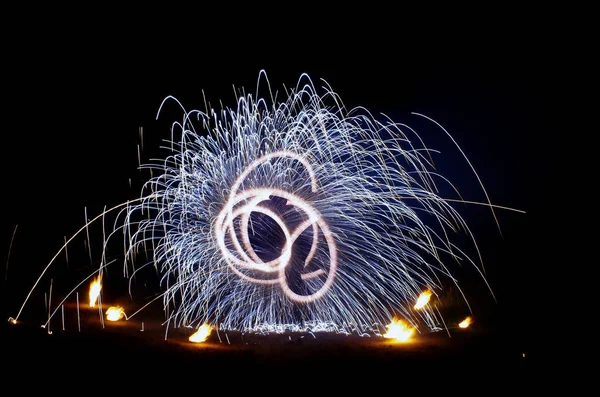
189 324 212 343
414 290 432 310
89 277 102 308
383 318 415 342
458 316 472 328
106 306 125 321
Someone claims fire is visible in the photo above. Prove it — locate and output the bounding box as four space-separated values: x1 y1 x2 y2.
106 306 125 321
414 290 432 310
458 316 472 328
383 318 415 342
189 324 212 343
89 277 102 307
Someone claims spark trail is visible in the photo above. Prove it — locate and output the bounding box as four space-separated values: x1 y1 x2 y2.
10 71 524 337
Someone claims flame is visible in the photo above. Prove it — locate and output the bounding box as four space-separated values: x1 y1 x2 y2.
106 306 125 321
414 290 432 310
189 324 212 343
458 316 472 328
383 318 415 342
89 277 102 308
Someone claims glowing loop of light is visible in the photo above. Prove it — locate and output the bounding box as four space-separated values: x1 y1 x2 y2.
214 151 338 303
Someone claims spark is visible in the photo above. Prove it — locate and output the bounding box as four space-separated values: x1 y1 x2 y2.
414 290 433 310
383 318 415 342
10 71 523 339
5 224 18 281
77 292 80 332
189 324 212 343
89 277 102 308
106 306 126 321
458 316 472 328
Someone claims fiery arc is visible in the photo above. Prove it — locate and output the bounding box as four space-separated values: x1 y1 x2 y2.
215 151 337 303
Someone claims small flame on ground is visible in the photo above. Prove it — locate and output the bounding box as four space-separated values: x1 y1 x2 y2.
89 277 102 308
189 324 212 343
458 316 472 328
383 318 415 342
414 290 432 310
106 306 125 321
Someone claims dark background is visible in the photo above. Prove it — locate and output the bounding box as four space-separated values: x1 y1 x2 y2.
1 19 558 373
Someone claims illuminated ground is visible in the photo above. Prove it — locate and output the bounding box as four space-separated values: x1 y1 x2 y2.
3 304 535 390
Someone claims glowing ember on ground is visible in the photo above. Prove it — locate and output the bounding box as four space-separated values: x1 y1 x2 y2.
89 277 102 308
458 316 472 328
189 324 212 343
383 319 415 342
414 290 432 310
106 306 125 321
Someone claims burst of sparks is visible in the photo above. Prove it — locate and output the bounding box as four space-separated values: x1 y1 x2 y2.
383 318 415 342
458 316 472 328
10 71 522 338
106 306 125 321
189 324 212 343
89 277 102 308
414 290 432 310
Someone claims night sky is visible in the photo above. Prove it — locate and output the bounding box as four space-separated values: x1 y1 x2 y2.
2 24 555 360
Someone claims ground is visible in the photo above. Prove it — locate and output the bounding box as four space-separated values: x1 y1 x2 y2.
2 305 537 392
